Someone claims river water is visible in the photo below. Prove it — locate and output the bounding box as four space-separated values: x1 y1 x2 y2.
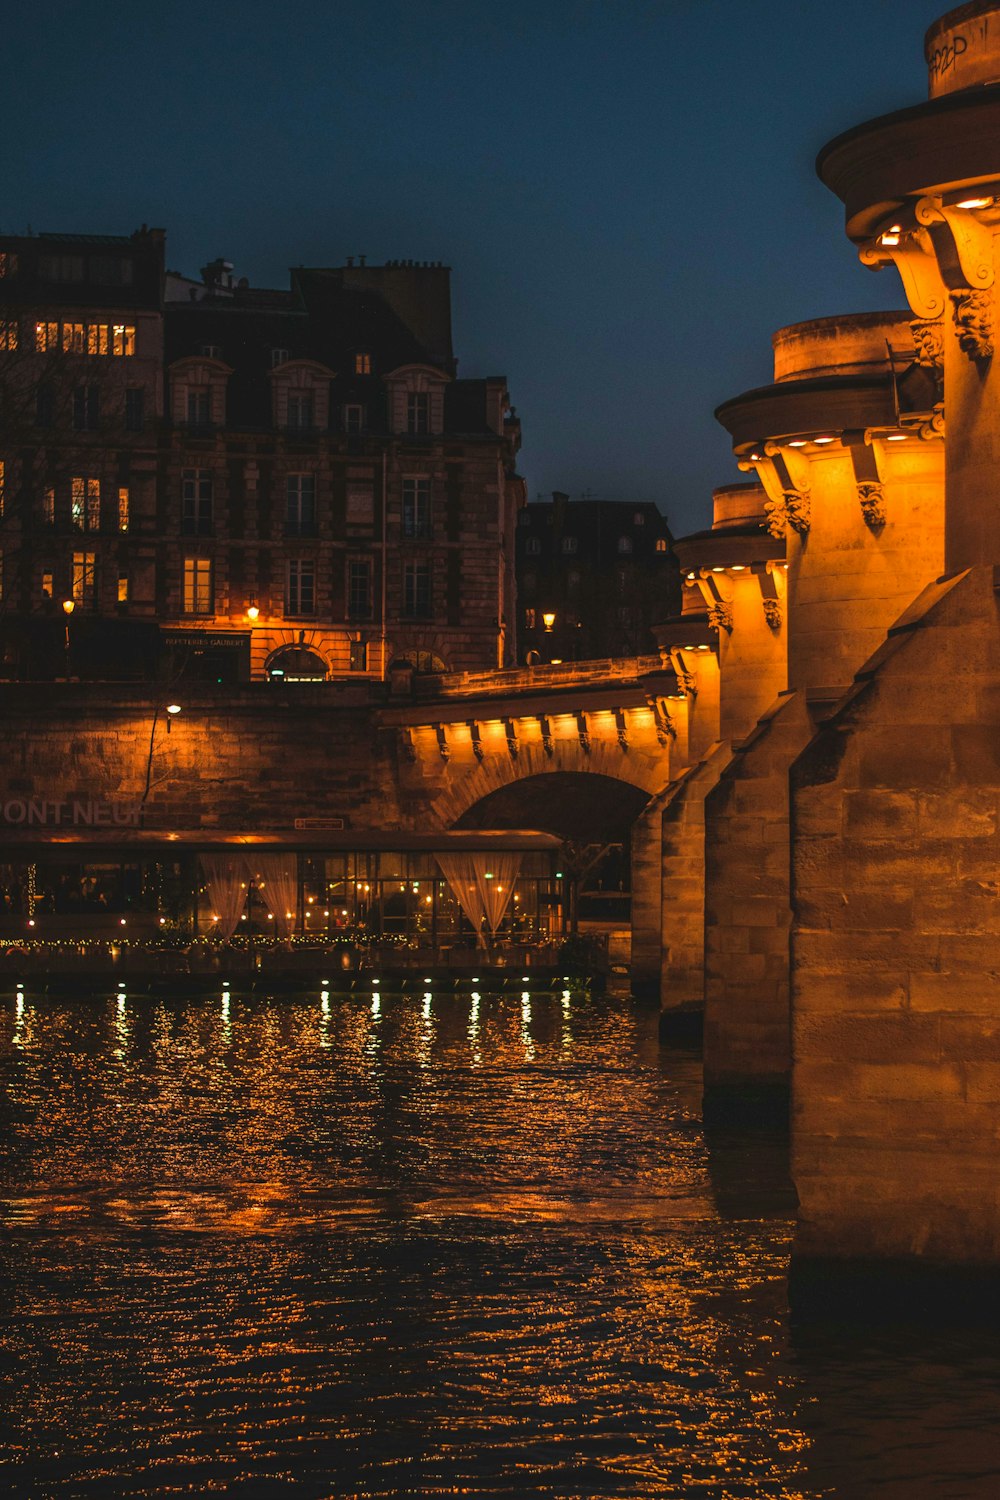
2 986 1000 1498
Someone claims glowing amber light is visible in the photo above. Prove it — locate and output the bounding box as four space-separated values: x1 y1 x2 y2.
62 599 75 616
246 603 260 622
542 612 555 631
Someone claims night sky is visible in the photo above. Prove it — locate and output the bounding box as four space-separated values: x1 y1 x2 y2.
7 0 943 536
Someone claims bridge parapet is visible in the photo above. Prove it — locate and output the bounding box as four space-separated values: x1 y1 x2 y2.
410 655 667 702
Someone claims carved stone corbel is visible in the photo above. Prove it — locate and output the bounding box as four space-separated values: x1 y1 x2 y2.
648 696 675 746
857 482 887 529
538 714 554 756
467 720 484 761
575 711 590 753
847 433 886 530
951 289 994 359
763 443 812 535
920 403 946 441
668 646 697 697
911 317 945 369
402 727 418 762
915 196 995 295
435 724 449 761
503 717 518 760
614 707 629 752
708 601 733 633
737 452 786 538
761 493 787 540
859 227 947 320
783 491 811 535
753 562 782 629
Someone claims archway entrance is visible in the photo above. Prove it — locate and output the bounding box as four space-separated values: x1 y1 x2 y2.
266 645 328 681
454 771 652 928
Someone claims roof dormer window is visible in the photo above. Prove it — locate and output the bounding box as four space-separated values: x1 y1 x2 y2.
386 364 449 437
269 358 334 431
169 355 232 428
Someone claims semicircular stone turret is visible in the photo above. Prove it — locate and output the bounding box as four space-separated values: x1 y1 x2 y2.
773 310 915 383
926 2 1000 98
716 309 944 700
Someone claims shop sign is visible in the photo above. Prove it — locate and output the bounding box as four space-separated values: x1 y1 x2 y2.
162 631 249 650
0 799 142 828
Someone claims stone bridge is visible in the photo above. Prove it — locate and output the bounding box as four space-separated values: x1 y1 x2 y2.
383 655 680 829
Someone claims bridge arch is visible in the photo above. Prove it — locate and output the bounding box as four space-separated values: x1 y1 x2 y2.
423 732 671 830
453 770 652 842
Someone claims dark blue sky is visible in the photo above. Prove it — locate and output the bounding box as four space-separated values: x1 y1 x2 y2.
6 0 943 535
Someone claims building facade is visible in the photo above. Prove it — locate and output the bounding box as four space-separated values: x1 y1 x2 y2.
515 491 679 663
0 231 524 682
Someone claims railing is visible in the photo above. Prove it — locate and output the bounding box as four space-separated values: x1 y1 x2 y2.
413 655 665 701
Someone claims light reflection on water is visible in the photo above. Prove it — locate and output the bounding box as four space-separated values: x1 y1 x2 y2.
1 990 1000 1497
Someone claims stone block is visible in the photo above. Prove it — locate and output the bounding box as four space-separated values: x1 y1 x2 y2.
748 925 790 955
792 790 842 837
843 790 918 838
910 971 1000 1013
938 1017 1000 1061
964 1064 1000 1102
939 932 1000 970
711 927 752 954
951 725 1000 785
832 1059 964 1103
730 895 786 927
918 789 1000 838
833 889 915 932
795 1012 941 1064
857 728 953 789
795 927 940 972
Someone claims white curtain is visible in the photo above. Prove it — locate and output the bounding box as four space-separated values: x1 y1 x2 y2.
436 855 489 948
199 855 248 941
436 852 523 946
247 855 299 937
476 853 522 935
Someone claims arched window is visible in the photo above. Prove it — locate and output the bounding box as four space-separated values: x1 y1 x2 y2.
266 645 328 681
387 651 447 675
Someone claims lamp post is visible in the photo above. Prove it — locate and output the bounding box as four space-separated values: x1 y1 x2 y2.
61 598 75 678
541 611 558 664
141 702 182 820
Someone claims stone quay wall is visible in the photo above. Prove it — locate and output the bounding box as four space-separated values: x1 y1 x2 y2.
0 684 404 834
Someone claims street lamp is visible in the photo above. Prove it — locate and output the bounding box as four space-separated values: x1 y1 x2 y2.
61 598 75 678
542 611 556 633
246 600 260 622
141 702 183 815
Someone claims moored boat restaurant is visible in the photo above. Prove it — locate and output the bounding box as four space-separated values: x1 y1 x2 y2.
0 829 568 986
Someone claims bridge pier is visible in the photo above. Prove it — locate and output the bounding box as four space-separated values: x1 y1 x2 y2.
791 567 1000 1279
703 692 808 1121
629 798 663 1000
658 746 730 1037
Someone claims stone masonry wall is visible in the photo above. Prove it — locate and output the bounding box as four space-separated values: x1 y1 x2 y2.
0 684 403 833
704 692 812 1092
791 567 1000 1266
660 743 732 1016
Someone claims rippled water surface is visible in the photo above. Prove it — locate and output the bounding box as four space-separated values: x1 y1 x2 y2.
3 987 1000 1497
